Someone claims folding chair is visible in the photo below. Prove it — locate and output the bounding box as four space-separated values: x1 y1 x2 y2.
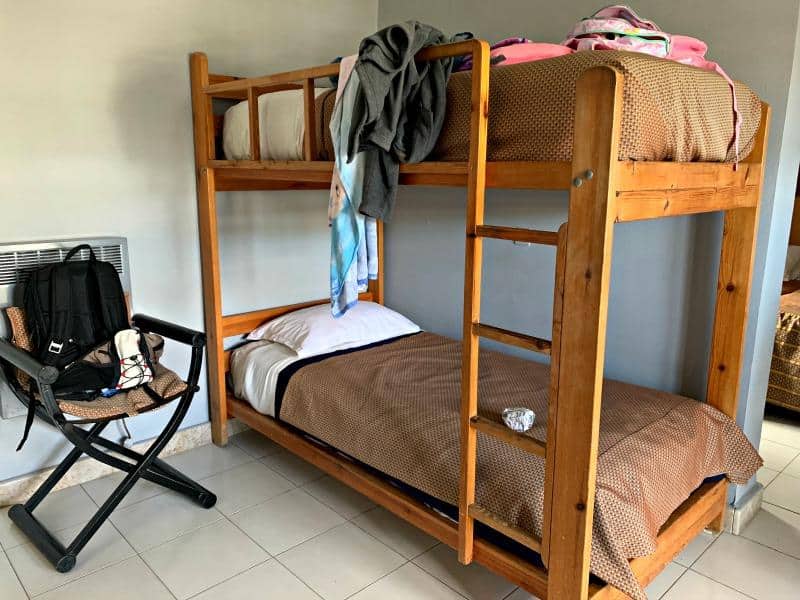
0 314 217 572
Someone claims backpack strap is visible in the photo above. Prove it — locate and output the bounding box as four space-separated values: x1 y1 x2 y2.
63 244 97 263
16 381 37 451
43 266 73 366
89 262 129 337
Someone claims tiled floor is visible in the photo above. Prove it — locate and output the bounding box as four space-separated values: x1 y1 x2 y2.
2 416 800 599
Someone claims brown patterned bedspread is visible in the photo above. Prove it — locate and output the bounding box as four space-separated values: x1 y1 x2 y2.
767 290 800 412
277 332 760 599
317 50 762 164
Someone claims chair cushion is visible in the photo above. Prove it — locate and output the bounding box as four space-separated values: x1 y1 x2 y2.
57 363 187 420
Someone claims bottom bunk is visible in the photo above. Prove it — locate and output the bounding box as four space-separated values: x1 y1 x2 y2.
226 327 761 599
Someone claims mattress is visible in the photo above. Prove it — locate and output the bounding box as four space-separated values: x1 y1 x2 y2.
222 88 329 161
767 290 800 412
231 331 761 599
224 51 762 163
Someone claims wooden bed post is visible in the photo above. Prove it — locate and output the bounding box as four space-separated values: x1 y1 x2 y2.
190 52 228 446
546 66 623 599
705 103 770 530
458 38 491 565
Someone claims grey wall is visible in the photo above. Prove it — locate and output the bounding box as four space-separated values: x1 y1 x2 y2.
378 1 800 503
0 0 377 483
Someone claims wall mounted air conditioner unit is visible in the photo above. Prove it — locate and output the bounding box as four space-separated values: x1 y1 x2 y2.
0 237 130 419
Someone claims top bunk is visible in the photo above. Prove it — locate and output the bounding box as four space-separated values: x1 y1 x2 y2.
189 39 768 222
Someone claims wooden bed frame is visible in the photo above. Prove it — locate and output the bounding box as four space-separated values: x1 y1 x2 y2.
189 40 770 599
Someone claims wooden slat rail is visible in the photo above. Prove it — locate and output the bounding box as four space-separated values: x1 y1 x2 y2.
203 40 479 96
470 416 546 457
473 323 551 354
476 225 559 245
468 504 543 552
221 292 374 338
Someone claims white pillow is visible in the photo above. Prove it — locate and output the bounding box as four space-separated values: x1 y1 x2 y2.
246 302 420 358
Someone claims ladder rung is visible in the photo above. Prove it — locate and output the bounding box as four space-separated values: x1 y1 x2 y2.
470 416 546 458
475 225 558 246
473 323 551 354
468 503 542 552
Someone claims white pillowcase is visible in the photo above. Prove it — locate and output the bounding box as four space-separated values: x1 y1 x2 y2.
246 301 420 358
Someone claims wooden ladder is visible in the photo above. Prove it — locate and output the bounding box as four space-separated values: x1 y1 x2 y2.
458 212 569 563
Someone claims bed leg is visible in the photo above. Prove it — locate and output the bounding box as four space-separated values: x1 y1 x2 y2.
196 168 228 446
546 66 622 600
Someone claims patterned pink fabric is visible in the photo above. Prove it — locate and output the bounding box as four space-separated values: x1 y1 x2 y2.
456 38 573 72
563 5 741 162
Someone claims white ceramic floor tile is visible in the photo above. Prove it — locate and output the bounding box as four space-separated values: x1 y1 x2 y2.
260 450 326 485
645 562 686 599
352 507 438 559
142 519 268 600
82 471 164 510
413 543 516 600
758 440 800 471
110 490 222 551
37 556 172 600
740 503 800 559
763 473 800 513
783 453 800 478
761 416 800 449
278 522 405 600
758 439 800 471
200 460 295 516
0 550 26 600
6 521 135 596
0 486 98 550
504 588 540 599
673 530 718 567
756 466 780 488
230 429 282 459
193 558 319 599
693 532 800 600
303 476 375 519
230 488 344 555
662 570 749 599
351 562 464 600
163 443 251 480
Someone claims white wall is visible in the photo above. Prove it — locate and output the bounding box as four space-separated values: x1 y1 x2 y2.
0 0 377 482
377 0 800 505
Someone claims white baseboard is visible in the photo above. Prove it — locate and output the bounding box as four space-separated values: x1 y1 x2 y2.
727 483 764 535
0 419 247 507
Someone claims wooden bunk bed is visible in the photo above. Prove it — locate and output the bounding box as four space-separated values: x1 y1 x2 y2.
189 40 770 599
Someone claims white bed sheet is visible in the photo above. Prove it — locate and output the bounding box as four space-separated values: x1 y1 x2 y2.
230 340 300 416
222 88 328 161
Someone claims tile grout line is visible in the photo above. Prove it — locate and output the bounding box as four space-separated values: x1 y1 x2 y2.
735 525 800 562
181 558 273 600
686 567 760 600
2 545 31 600
340 559 413 600
653 563 687 600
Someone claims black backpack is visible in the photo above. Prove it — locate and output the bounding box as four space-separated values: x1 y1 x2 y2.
24 244 129 370
17 244 131 449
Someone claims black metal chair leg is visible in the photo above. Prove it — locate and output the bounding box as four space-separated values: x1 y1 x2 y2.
25 422 108 512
